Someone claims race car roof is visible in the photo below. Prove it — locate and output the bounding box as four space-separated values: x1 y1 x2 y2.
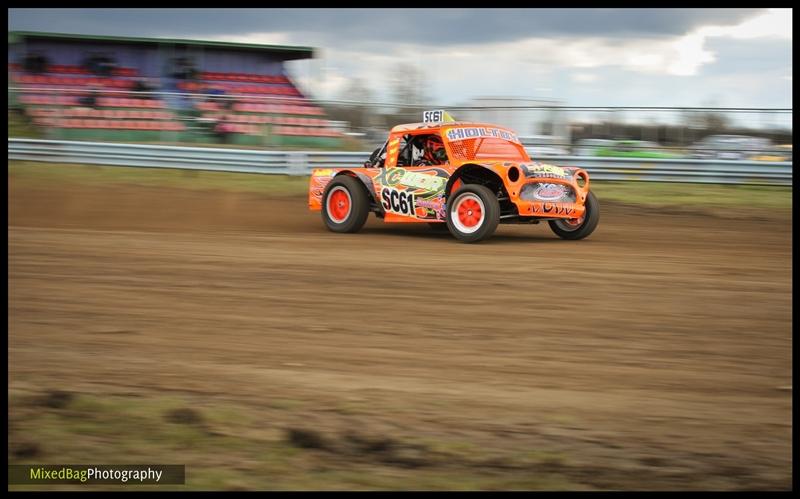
391 121 517 134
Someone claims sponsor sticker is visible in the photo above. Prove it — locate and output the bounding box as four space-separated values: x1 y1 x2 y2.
445 127 520 144
531 202 576 216
415 198 446 220
399 170 446 192
376 167 446 194
526 163 567 178
531 183 567 201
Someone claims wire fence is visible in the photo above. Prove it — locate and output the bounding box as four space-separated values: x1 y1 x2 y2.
8 138 792 185
8 85 793 161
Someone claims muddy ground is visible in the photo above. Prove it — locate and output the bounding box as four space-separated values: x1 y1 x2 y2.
8 182 792 490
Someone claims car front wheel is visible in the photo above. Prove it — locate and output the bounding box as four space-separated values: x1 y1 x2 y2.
549 190 599 240
446 184 500 243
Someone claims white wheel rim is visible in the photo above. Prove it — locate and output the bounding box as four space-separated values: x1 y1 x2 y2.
327 186 352 224
554 213 585 232
450 193 486 234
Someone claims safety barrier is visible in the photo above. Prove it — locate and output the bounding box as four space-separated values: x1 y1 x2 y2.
8 138 792 185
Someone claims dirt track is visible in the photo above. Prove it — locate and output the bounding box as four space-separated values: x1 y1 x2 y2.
8 183 793 490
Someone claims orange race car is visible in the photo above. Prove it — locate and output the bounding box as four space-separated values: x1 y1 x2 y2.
309 110 599 243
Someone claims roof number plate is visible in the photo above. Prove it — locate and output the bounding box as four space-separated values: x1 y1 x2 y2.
423 110 444 123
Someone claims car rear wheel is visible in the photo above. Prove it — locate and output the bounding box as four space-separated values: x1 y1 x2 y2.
322 175 370 233
446 184 500 243
549 190 599 240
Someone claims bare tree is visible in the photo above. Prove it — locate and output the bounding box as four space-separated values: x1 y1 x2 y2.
325 77 376 130
388 62 430 113
337 77 374 106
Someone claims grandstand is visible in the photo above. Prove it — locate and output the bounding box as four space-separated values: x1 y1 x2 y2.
8 31 342 148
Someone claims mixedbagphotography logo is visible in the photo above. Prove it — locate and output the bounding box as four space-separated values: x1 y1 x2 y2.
8 465 185 485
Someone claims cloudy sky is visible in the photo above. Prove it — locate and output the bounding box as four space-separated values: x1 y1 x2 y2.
8 8 793 109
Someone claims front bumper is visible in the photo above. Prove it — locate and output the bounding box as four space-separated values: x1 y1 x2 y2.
510 166 591 219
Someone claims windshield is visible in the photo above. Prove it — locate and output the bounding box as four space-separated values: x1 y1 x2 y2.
444 126 529 162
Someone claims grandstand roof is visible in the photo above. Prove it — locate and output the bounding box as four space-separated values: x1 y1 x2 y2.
9 31 314 61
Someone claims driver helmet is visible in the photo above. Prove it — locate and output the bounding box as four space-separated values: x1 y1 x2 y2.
423 135 447 164
411 140 426 163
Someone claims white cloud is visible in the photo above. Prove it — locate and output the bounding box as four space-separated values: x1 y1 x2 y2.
700 8 792 40
197 9 792 83
201 31 295 46
572 72 598 83
177 9 793 106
